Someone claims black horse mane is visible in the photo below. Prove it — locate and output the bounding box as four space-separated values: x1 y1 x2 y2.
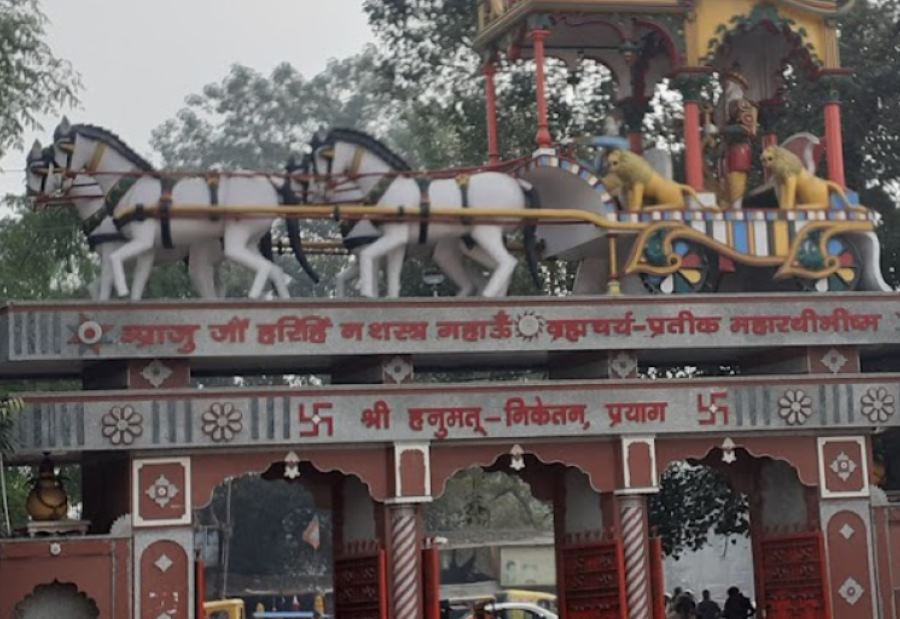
71 124 156 172
326 128 411 172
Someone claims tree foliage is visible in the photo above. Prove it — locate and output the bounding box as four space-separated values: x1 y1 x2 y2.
424 468 552 533
0 197 96 301
198 477 331 587
649 464 750 559
0 0 79 157
151 48 395 171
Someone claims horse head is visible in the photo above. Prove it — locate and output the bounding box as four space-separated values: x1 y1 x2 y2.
25 141 59 199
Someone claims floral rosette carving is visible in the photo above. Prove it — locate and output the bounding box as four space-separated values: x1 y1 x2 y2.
202 402 243 443
101 405 143 446
860 387 895 423
777 389 812 426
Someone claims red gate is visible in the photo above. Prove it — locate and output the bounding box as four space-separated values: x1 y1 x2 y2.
758 532 831 619
333 543 388 619
648 537 666 619
560 538 627 619
422 541 441 619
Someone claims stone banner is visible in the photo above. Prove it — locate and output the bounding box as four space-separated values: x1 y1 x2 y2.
1 294 893 366
10 374 898 454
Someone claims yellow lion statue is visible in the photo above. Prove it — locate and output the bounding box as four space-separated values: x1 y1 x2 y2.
605 149 704 211
760 145 849 210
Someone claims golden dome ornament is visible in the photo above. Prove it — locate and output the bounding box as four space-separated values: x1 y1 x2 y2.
25 454 69 522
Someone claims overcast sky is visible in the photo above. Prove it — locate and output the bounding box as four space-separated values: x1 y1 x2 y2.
0 0 374 196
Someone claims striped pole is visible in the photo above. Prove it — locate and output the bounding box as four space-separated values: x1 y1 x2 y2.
390 503 421 619
620 495 652 619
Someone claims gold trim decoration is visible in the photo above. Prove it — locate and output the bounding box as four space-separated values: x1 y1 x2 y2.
775 221 873 280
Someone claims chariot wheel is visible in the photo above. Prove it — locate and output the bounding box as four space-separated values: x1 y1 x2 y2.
641 240 720 294
795 234 862 292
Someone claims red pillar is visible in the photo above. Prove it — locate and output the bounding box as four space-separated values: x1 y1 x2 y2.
820 72 849 188
483 61 500 164
672 70 710 191
530 28 553 149
628 132 643 155
683 100 704 190
824 101 845 187
195 556 206 618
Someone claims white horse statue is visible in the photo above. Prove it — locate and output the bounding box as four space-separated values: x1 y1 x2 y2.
301 128 540 298
288 154 497 297
27 141 224 300
47 119 310 299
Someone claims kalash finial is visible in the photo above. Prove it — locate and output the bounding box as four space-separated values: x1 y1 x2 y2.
25 453 69 521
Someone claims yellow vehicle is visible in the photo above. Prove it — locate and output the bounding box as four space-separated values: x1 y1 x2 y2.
497 590 557 612
203 599 246 619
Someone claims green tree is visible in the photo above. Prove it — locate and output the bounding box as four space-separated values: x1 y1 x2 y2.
0 197 96 301
0 0 80 157
649 464 750 559
150 49 403 299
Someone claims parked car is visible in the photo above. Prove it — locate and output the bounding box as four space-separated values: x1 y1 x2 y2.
466 602 558 619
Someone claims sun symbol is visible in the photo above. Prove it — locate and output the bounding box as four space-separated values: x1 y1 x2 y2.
514 311 545 341
67 313 114 355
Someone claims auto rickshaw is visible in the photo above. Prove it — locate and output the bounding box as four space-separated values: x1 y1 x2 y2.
203 599 246 619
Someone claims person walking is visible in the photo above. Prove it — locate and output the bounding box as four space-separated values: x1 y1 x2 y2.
697 589 722 619
722 586 755 618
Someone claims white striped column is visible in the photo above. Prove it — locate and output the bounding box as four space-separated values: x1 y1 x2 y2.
620 494 652 619
389 503 422 619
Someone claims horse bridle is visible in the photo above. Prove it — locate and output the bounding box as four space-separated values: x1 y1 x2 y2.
26 147 57 197
307 134 371 202
53 126 108 181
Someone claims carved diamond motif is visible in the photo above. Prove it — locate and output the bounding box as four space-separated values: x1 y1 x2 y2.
141 359 173 388
838 577 864 605
821 348 848 374
609 352 637 379
154 553 173 573
839 523 856 540
145 474 179 508
383 356 413 384
830 451 858 482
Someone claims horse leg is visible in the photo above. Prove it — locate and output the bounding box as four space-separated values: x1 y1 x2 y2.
335 259 359 298
460 243 496 296
469 226 517 298
433 238 476 297
223 224 289 299
188 241 220 299
358 226 408 298
385 246 406 298
96 244 118 300
109 229 155 298
129 251 156 301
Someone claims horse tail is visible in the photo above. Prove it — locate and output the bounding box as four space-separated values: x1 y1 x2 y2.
272 172 321 284
518 180 543 289
286 217 321 284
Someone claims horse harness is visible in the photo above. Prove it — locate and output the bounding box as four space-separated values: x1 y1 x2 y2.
363 168 474 246
108 174 221 249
